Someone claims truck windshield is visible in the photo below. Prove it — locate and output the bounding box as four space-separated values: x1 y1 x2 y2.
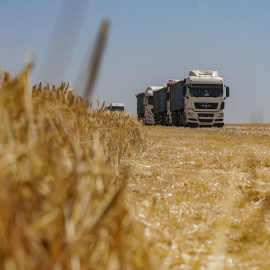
112 106 124 111
148 96 154 105
189 84 223 97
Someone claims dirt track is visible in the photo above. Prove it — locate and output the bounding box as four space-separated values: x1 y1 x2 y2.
126 124 270 270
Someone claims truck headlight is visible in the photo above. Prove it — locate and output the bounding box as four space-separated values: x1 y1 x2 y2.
217 112 224 117
187 112 196 117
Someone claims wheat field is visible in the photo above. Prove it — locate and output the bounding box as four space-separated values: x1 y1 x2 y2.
0 67 155 270
1 67 270 269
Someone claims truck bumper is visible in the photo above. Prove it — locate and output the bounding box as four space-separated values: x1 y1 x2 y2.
186 116 224 127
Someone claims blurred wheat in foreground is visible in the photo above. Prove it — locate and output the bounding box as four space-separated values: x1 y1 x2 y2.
0 67 156 270
2 67 270 270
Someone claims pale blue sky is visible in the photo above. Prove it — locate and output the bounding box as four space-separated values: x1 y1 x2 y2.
1 1 270 123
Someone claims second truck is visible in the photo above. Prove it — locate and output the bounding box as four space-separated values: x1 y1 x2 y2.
135 86 163 125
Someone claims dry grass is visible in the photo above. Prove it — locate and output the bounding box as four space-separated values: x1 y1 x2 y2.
125 125 270 269
0 67 156 270
1 66 270 270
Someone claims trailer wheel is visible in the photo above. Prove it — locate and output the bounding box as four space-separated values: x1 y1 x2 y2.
162 113 166 126
172 113 176 126
165 115 169 126
175 112 180 127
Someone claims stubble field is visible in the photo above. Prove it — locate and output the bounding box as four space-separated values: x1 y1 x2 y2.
1 67 270 269
125 124 270 269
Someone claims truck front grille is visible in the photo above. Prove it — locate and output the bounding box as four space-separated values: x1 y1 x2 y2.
195 103 218 109
198 114 214 117
199 119 213 123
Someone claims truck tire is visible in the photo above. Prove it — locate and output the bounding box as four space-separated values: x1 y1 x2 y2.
143 118 146 126
181 112 186 127
215 124 224 128
165 115 169 126
162 113 166 126
172 113 176 126
176 112 180 127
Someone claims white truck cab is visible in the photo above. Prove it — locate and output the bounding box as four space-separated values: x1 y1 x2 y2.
108 103 125 111
184 70 229 127
144 86 163 125
136 86 163 125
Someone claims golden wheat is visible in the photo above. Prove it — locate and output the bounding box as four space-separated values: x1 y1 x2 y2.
0 68 156 270
2 67 270 270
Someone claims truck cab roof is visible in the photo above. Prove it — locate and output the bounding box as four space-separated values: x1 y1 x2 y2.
189 70 219 77
111 103 124 107
146 86 164 91
187 70 223 85
146 86 164 96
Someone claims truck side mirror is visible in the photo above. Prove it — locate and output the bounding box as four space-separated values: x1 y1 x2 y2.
226 86 230 97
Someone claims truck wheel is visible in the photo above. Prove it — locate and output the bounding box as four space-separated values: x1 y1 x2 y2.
180 112 186 127
143 118 146 126
216 124 224 128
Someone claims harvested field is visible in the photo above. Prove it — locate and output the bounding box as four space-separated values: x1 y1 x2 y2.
125 125 270 270
1 67 270 269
